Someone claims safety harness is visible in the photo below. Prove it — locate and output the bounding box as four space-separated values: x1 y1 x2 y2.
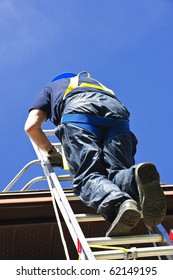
61 71 130 140
63 71 114 99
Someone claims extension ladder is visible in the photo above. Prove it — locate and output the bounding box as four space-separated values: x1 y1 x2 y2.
4 129 173 260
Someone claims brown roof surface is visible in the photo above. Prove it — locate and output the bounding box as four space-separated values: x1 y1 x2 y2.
0 186 172 260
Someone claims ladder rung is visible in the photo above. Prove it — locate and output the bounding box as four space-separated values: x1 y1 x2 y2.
87 234 163 246
65 192 79 201
75 213 105 222
58 175 72 181
93 245 173 260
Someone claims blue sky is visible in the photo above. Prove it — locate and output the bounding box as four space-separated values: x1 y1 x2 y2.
0 0 173 191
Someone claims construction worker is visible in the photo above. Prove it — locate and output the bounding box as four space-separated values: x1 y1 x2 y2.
24 71 166 237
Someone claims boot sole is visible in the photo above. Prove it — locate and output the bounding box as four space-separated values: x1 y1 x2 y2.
135 163 167 226
106 200 141 237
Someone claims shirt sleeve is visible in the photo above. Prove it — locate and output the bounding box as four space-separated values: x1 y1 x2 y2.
29 85 51 119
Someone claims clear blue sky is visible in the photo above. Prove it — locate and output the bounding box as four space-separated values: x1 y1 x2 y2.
0 0 173 191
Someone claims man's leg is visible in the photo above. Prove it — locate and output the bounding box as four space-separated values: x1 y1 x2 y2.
102 133 166 228
95 132 140 236
56 124 133 221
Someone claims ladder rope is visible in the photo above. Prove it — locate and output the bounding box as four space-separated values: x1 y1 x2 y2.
89 244 129 252
78 245 136 260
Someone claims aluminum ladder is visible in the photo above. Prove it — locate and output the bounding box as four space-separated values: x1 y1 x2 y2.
6 128 172 260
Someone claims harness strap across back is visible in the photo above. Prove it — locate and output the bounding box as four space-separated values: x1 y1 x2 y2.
63 71 114 99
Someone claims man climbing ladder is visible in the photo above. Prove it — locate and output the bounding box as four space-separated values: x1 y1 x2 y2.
24 71 166 237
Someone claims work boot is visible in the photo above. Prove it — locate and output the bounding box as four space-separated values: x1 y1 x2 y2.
135 162 167 227
106 199 141 237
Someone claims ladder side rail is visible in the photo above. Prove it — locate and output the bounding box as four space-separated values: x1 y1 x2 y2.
21 176 47 191
3 159 40 192
156 224 173 246
148 224 173 260
47 166 95 260
22 174 72 191
30 139 95 260
148 224 173 246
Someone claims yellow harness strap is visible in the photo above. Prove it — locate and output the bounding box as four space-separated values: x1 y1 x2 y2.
63 71 114 99
61 146 69 170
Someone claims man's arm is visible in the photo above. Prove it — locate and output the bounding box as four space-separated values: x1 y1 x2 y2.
24 109 53 153
24 109 63 167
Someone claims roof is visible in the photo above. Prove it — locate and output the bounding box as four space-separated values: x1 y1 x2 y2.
0 185 173 260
